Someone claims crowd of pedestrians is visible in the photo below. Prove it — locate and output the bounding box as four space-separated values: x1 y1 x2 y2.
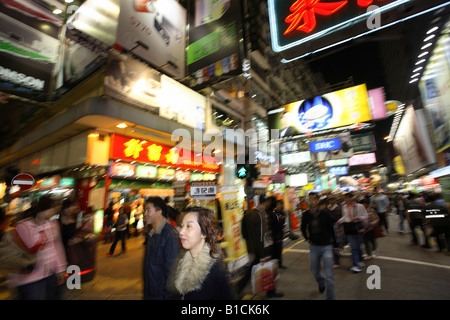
1 187 448 301
296 188 449 300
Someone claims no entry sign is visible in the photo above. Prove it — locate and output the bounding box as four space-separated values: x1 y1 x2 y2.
11 173 35 192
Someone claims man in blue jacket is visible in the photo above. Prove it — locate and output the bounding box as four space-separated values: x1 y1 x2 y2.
143 197 180 300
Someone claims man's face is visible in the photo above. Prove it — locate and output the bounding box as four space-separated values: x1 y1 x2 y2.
309 195 319 207
144 202 161 227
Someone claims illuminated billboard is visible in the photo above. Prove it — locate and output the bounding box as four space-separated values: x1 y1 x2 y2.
348 152 376 166
268 0 447 61
115 0 186 79
269 84 371 135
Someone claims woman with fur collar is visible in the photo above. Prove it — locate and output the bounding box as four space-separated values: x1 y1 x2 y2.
173 206 234 300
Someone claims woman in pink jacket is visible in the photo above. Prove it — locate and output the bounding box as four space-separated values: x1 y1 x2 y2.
9 196 68 300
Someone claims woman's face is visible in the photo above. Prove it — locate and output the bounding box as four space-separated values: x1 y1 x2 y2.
179 212 205 257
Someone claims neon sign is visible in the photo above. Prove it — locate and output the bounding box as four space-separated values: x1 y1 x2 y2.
110 134 220 173
269 0 404 54
284 0 348 35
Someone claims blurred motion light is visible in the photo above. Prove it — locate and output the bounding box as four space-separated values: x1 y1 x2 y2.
413 67 423 72
418 51 429 58
421 43 432 50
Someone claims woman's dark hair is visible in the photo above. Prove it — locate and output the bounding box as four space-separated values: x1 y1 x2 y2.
145 197 168 218
182 206 222 258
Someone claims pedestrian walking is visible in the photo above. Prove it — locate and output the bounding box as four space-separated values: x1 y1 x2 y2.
143 197 180 300
361 197 379 259
107 207 128 256
269 200 287 269
406 192 431 248
172 206 234 300
424 193 450 253
370 188 390 234
395 193 407 234
104 201 114 244
236 195 283 298
340 192 368 273
325 195 342 268
8 195 67 300
301 192 336 300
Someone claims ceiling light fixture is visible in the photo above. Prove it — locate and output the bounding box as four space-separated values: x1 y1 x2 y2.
415 59 426 65
418 51 429 58
426 26 439 34
53 9 62 14
423 34 436 42
116 123 128 129
409 78 419 84
421 43 433 50
411 73 420 78
413 67 423 73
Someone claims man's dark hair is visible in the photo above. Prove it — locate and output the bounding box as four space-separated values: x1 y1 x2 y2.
145 197 168 218
308 192 319 199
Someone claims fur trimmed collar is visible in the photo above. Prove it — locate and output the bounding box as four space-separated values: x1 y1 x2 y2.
174 244 217 295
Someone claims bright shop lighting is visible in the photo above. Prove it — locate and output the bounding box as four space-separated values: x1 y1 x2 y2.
116 123 128 129
418 51 429 58
53 9 62 14
409 78 419 84
412 67 423 73
410 73 420 79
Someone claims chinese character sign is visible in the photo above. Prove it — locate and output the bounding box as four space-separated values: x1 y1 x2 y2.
110 134 220 173
221 191 247 260
269 0 397 53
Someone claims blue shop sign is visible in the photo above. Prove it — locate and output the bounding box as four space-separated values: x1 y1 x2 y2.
309 138 341 152
328 166 348 176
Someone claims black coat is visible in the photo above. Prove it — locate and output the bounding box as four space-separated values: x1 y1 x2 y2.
182 260 234 300
143 222 180 300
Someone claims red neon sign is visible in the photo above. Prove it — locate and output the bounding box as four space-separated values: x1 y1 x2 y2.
110 134 220 173
284 0 387 35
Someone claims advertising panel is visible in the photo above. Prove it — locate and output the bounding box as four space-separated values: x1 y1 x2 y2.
310 138 341 153
220 189 247 263
0 0 61 100
393 107 437 175
419 33 450 153
116 0 186 79
315 133 354 161
269 84 371 135
268 0 398 54
268 0 444 61
368 87 387 120
186 0 242 89
110 162 136 176
348 152 376 166
104 50 206 130
328 166 348 176
110 134 220 173
135 165 158 179
351 132 376 153
281 151 311 165
286 173 308 187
